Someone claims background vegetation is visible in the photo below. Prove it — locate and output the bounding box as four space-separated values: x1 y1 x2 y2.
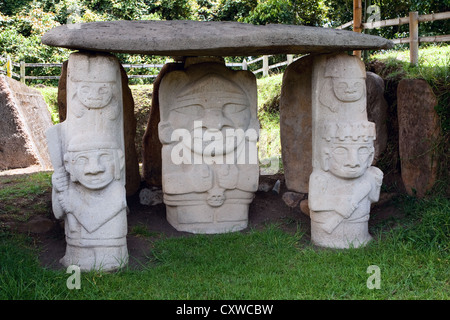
1 0 448 83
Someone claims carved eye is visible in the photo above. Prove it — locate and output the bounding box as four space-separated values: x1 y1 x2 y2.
80 86 90 94
175 104 204 116
335 82 347 91
100 153 113 163
98 87 110 94
333 147 347 155
74 156 88 165
223 103 247 114
358 147 370 155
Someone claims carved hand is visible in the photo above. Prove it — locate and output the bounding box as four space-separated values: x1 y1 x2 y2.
192 164 213 192
217 164 238 190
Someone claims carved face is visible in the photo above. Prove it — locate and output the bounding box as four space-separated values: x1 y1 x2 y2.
77 82 113 108
69 149 116 189
332 78 365 102
327 142 373 179
169 91 251 156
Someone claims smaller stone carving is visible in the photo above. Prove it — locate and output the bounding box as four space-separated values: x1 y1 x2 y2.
47 52 128 271
319 54 367 116
308 121 383 248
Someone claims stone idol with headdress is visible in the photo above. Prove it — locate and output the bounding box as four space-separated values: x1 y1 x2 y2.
46 52 128 271
309 53 383 249
158 60 260 234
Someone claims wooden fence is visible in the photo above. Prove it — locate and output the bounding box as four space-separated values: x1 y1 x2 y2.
1 54 297 83
337 10 450 64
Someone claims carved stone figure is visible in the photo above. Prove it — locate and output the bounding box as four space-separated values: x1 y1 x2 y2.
46 52 128 271
309 53 383 248
158 61 259 234
309 122 383 248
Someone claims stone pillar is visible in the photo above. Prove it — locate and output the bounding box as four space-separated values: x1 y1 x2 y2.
158 59 260 234
308 53 383 249
46 52 128 271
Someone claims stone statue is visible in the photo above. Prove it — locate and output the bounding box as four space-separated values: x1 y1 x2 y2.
309 121 383 248
158 61 260 234
46 52 128 271
309 53 383 248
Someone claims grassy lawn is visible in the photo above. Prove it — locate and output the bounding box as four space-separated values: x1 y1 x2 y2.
0 172 448 300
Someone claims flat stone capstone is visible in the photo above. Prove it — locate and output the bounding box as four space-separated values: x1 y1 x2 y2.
41 20 394 56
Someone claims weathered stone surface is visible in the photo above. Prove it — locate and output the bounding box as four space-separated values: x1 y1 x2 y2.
42 20 393 56
47 52 128 271
280 55 313 193
158 60 259 234
280 60 388 194
0 75 53 170
56 58 140 196
308 53 383 249
281 191 304 208
142 62 184 187
366 71 388 163
397 79 439 198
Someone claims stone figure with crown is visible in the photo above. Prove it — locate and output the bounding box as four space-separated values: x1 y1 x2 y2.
309 53 383 248
158 60 260 234
46 52 128 271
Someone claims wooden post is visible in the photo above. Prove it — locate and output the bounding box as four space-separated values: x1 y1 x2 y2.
242 58 248 71
409 11 419 65
20 61 25 83
287 54 293 65
262 55 269 77
6 55 12 78
353 0 363 58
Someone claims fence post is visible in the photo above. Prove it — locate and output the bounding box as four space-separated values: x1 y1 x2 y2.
6 55 12 77
353 0 363 58
409 11 419 65
242 58 248 71
287 54 293 65
20 61 25 83
262 55 269 77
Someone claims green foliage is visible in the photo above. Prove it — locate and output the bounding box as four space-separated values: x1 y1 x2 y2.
242 0 329 26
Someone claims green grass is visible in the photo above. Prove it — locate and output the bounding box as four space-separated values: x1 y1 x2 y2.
35 86 59 124
0 193 448 300
257 74 283 174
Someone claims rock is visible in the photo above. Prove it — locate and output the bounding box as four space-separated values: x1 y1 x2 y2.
282 191 303 208
0 75 53 170
139 187 163 206
142 62 183 187
56 58 140 196
42 20 393 56
366 71 388 163
280 55 314 193
397 79 439 198
299 199 310 216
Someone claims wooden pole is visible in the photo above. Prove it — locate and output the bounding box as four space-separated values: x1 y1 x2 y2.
353 0 363 58
409 11 419 65
263 55 269 77
20 61 26 83
6 55 12 77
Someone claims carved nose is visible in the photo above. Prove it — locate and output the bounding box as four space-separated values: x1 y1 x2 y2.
345 150 360 168
85 158 105 174
203 109 233 130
